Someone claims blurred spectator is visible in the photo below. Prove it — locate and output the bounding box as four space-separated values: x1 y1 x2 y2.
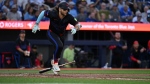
11 0 17 6
63 44 75 68
80 0 87 7
132 11 144 23
120 5 133 22
68 0 75 2
44 0 55 8
87 1 99 15
23 6 35 20
101 0 109 4
91 0 100 6
106 0 114 10
8 0 23 13
30 0 44 6
6 4 21 20
30 45 38 67
109 32 127 68
87 2 99 13
117 0 125 10
15 30 31 68
133 13 143 23
96 2 110 21
76 7 87 22
1 0 10 14
142 6 149 23
110 4 121 22
35 53 44 68
31 10 49 21
130 41 146 68
17 0 28 10
24 3 31 13
39 5 47 12
0 11 6 20
76 1 84 13
31 10 40 21
55 0 61 6
129 2 141 15
99 13 109 22
68 1 77 17
76 0 89 13
86 12 98 22
0 0 148 23
146 10 150 23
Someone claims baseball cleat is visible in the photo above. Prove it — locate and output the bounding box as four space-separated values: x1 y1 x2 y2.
52 68 58 75
52 63 60 72
51 60 60 74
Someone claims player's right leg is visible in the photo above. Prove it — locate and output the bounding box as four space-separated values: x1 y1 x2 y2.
51 58 60 72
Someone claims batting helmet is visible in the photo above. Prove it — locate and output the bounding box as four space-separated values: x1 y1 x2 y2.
58 2 70 11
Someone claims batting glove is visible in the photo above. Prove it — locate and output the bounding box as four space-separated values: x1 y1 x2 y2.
32 24 40 33
71 28 76 35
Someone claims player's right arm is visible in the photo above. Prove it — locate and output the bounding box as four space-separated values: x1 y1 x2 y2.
32 10 51 33
16 39 26 55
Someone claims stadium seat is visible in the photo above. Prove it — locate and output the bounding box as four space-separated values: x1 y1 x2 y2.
0 52 14 68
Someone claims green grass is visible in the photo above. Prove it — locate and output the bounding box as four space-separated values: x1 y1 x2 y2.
0 69 150 84
0 77 149 84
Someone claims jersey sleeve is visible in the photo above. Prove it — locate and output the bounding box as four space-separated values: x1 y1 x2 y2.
26 39 31 51
15 39 20 50
121 40 127 46
68 14 78 26
44 10 53 18
35 59 41 66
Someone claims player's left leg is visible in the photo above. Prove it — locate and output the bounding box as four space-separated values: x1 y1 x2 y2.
47 30 64 74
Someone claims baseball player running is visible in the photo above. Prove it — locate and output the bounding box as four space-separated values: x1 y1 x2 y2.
32 2 82 75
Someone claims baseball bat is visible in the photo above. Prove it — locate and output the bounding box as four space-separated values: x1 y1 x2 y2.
39 60 75 74
109 31 115 39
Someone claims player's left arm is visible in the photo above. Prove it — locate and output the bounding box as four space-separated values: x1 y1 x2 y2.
74 22 82 31
69 15 82 34
122 40 127 50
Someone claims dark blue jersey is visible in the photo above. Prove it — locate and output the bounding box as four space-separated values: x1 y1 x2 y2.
112 39 126 55
44 9 78 35
16 38 30 51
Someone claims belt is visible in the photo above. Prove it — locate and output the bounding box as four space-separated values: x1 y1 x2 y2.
49 30 63 36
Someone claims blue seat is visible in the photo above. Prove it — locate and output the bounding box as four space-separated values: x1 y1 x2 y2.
0 52 14 68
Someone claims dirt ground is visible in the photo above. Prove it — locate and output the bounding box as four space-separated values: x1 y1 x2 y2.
0 68 150 81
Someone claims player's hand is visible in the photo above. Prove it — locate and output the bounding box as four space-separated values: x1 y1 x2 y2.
71 28 76 34
137 60 141 64
140 48 146 53
32 24 40 33
24 51 30 56
122 46 127 50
